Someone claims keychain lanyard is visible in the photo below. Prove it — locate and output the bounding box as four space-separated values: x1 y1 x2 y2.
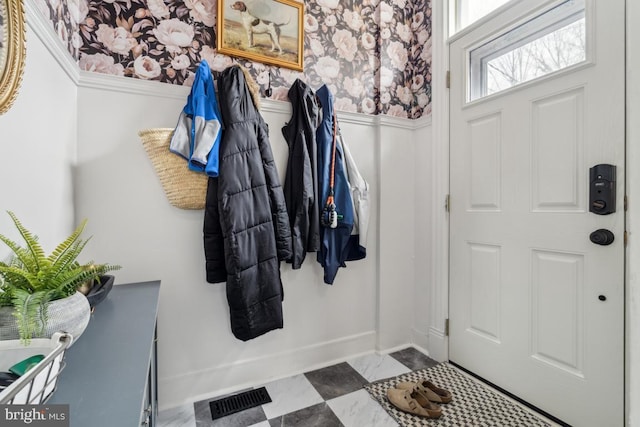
321 109 339 229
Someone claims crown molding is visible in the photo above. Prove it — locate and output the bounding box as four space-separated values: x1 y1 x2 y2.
339 109 378 126
260 98 378 126
25 1 79 84
378 112 432 130
77 71 401 127
412 114 433 129
78 70 191 99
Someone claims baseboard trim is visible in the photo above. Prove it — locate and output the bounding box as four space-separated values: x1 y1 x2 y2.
411 327 430 352
378 342 415 355
158 330 376 411
428 326 448 362
411 342 431 358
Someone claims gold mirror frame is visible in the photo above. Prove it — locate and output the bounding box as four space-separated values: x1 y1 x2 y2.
0 0 26 115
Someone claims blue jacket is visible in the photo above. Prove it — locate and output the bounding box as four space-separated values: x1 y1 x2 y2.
170 60 223 177
316 85 355 284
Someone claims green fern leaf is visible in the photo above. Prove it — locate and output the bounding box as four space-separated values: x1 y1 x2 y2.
0 264 38 292
52 264 120 300
0 234 36 272
11 289 49 345
50 238 91 281
7 211 46 272
47 219 88 266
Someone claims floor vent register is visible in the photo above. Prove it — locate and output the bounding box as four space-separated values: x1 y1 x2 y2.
209 387 272 420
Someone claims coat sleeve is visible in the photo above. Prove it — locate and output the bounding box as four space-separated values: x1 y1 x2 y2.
203 177 227 283
169 110 193 161
282 127 314 269
339 132 370 250
258 120 293 262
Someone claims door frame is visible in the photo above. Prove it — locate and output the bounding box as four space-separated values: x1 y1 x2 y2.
429 0 638 423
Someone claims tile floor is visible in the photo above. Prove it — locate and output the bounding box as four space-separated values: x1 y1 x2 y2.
157 347 439 427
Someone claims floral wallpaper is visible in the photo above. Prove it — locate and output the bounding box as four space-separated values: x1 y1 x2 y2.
379 0 432 118
35 0 83 59
34 0 431 119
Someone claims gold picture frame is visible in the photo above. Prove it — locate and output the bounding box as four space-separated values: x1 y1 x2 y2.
217 0 304 71
0 0 26 115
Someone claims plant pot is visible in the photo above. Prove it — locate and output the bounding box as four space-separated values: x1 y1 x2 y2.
86 275 115 308
0 292 91 345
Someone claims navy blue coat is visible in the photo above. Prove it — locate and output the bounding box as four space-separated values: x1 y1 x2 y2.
315 86 355 284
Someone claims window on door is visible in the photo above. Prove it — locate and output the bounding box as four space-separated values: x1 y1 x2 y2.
467 0 586 102
450 0 511 34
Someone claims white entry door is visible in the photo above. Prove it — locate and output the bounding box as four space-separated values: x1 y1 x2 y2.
449 1 625 426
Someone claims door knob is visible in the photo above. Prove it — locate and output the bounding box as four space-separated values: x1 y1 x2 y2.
590 229 615 246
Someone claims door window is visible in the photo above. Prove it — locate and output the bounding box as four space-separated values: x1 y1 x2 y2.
468 0 586 102
450 0 512 34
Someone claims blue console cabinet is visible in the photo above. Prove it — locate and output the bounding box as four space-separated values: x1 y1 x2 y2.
49 281 161 427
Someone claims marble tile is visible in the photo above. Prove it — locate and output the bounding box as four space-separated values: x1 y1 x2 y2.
247 422 271 427
327 389 399 427
389 347 439 371
194 396 267 427
304 362 368 400
157 403 196 427
193 398 213 426
267 403 343 427
260 374 325 419
346 353 412 383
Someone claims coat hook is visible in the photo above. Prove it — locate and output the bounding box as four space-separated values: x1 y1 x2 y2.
263 71 272 97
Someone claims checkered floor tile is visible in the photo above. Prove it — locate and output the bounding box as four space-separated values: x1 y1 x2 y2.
157 347 557 427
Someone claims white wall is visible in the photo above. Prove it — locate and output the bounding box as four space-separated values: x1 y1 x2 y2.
377 117 416 350
0 16 77 257
3 7 428 411
72 75 423 409
412 119 433 351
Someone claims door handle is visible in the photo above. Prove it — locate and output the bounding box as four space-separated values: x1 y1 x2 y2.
590 229 615 246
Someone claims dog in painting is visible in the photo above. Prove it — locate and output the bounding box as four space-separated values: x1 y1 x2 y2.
230 1 290 54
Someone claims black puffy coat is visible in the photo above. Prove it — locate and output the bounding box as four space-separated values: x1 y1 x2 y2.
204 65 292 341
282 79 321 269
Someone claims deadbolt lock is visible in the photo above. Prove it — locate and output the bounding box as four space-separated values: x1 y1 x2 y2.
589 164 616 215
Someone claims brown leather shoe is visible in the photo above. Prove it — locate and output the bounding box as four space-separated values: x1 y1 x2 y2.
396 380 453 404
386 387 442 418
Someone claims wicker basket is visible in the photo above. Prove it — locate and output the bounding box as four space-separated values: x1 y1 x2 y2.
139 128 208 210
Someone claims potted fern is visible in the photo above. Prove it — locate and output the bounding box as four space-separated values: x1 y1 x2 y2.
0 211 120 344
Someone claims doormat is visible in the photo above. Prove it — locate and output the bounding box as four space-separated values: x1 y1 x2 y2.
209 387 272 420
364 363 552 427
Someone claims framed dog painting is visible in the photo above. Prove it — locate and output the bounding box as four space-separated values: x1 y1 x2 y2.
217 0 304 71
